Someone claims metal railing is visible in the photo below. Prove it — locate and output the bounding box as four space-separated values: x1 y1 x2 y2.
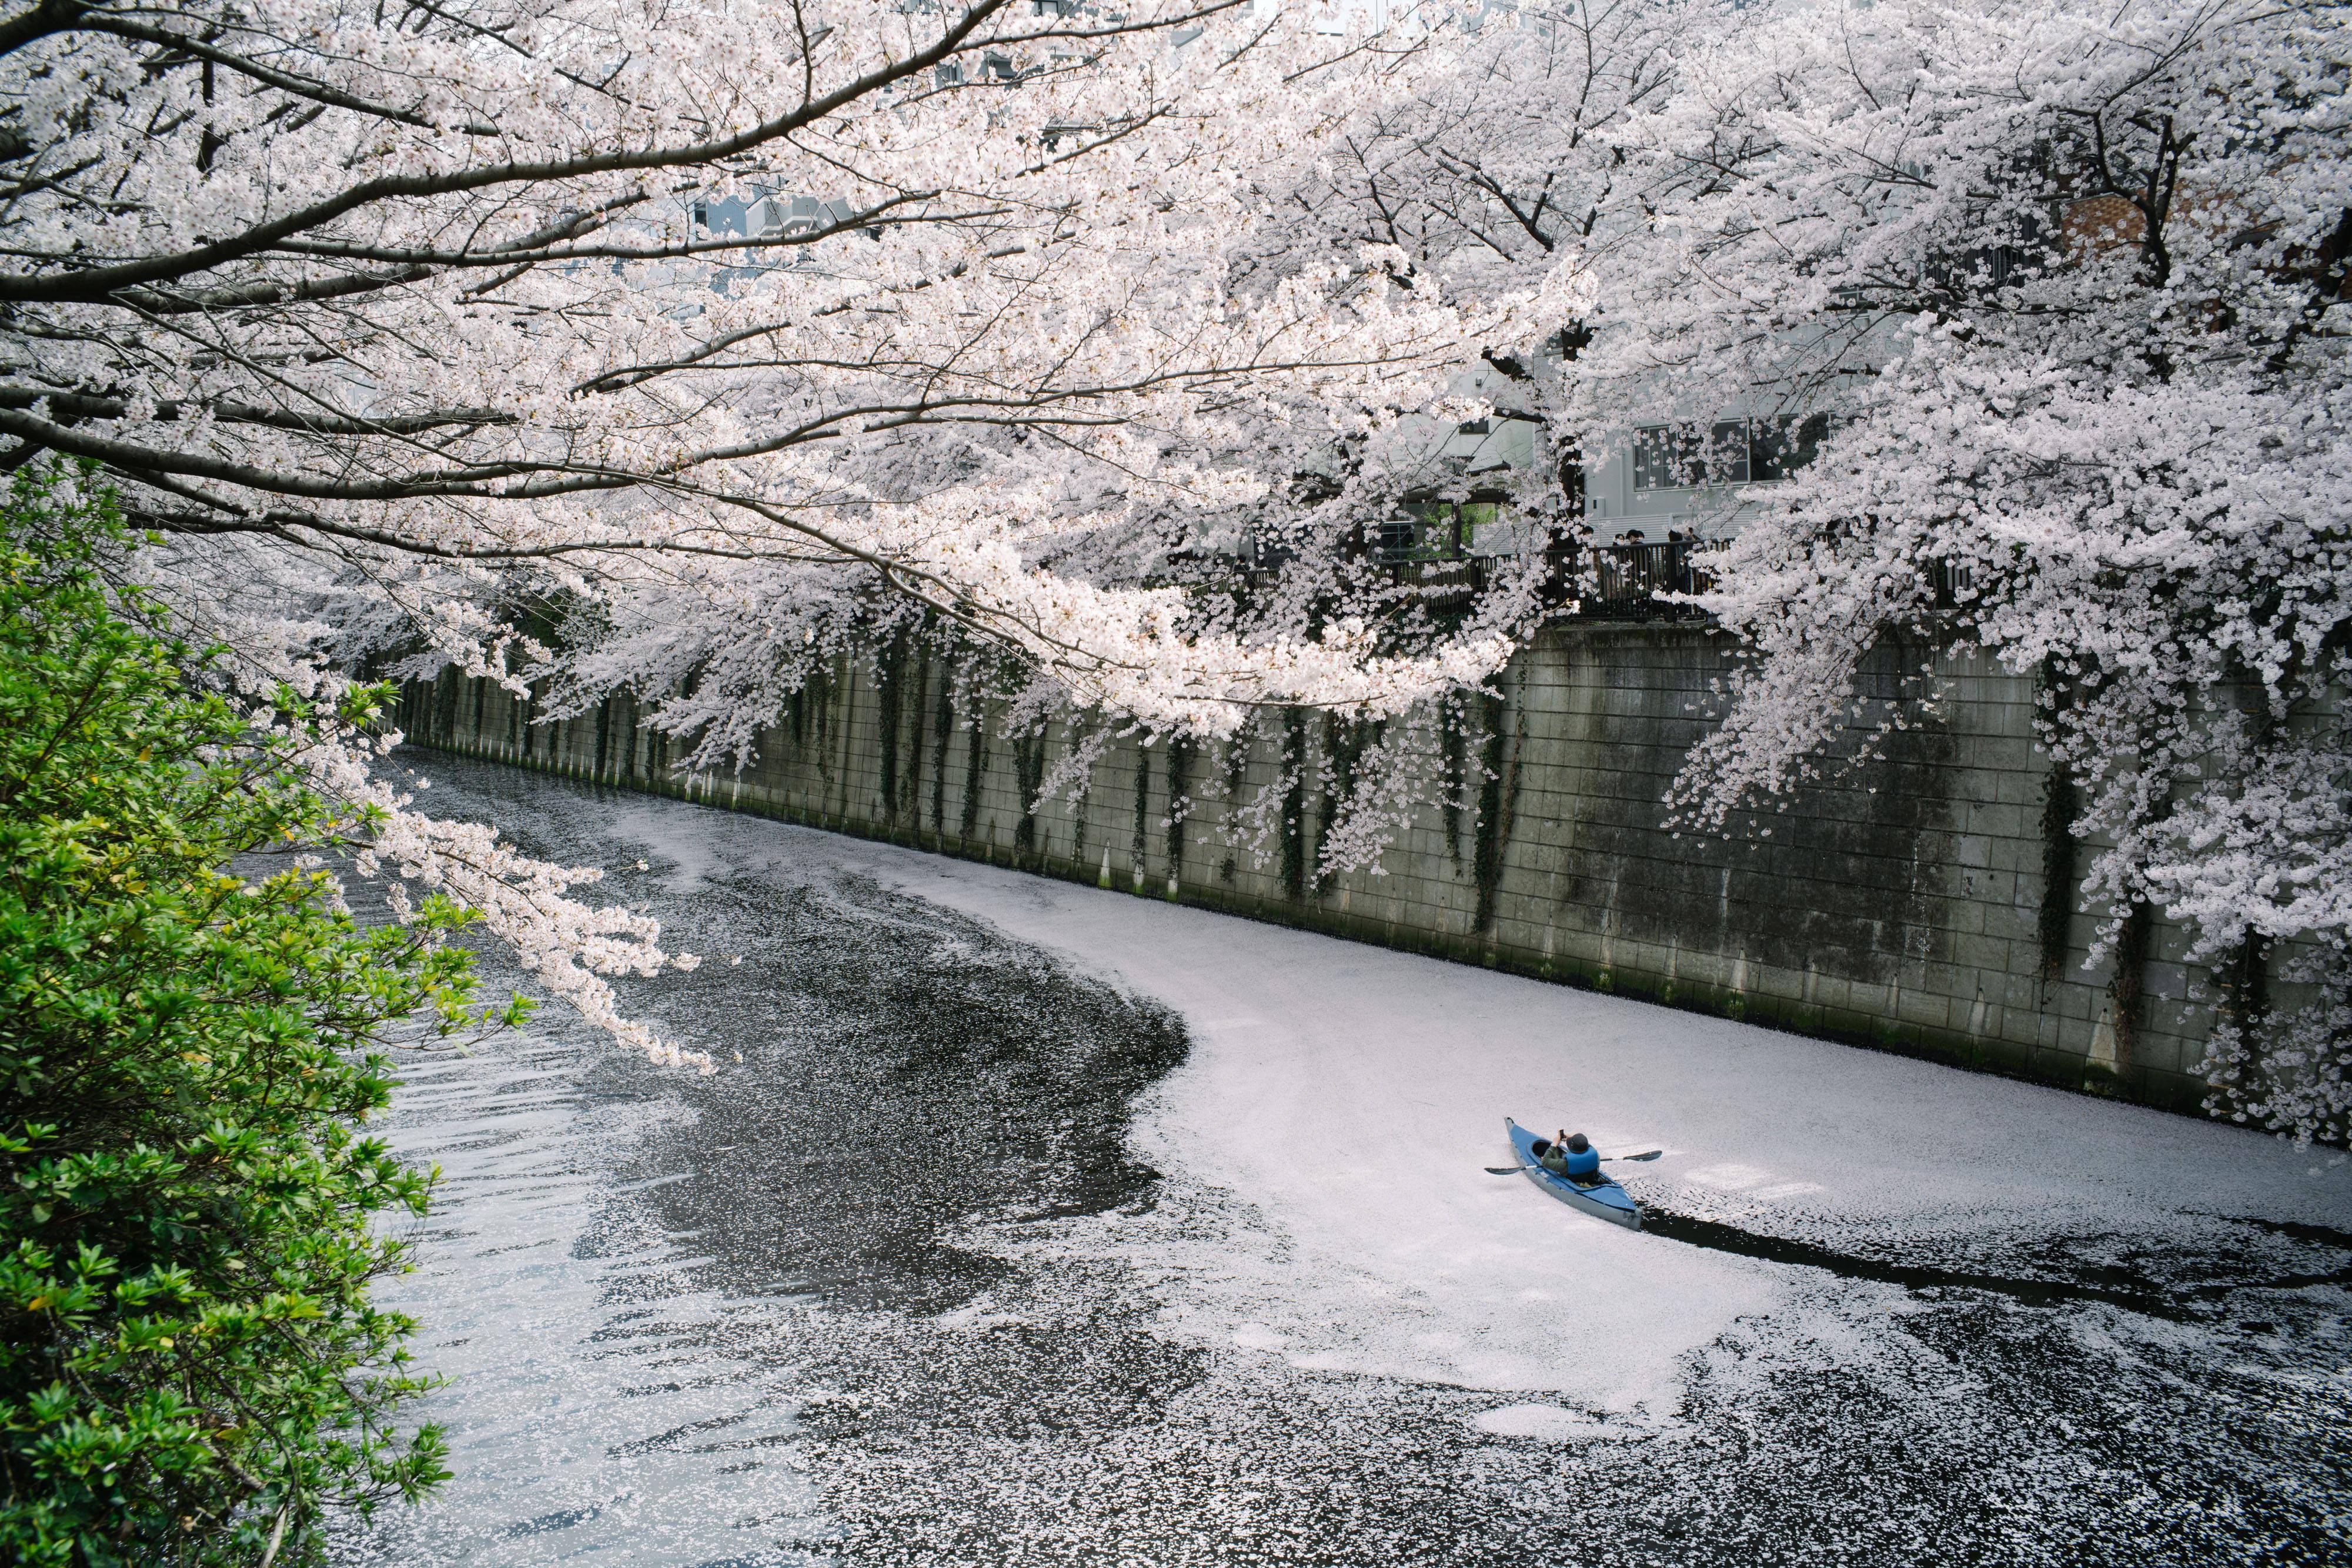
1235 534 1979 625
1581 539 1721 620
1232 533 1729 623
1358 537 1723 620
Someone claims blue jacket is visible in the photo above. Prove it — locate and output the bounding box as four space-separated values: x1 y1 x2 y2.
1539 1139 1601 1178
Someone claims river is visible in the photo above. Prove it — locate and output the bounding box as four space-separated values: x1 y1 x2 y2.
332 758 2352 1567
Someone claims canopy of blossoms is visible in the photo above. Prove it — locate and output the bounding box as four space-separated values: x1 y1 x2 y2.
1551 0 2352 1141
9 0 2346 1141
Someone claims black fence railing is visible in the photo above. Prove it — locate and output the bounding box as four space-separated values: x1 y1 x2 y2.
1236 534 1977 624
1582 539 1721 620
1235 534 1729 622
1358 538 1723 620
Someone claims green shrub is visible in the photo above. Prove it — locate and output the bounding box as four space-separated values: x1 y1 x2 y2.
0 470 505 1565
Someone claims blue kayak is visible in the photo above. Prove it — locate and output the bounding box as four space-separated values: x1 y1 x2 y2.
1506 1118 1642 1230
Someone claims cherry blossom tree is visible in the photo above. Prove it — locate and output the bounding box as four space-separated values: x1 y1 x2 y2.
1553 0 2352 1140
1 0 1563 1049
2 0 1551 724
26 0 2339 1134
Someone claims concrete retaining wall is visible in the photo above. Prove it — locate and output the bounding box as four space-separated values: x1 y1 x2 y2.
400 621 2216 1114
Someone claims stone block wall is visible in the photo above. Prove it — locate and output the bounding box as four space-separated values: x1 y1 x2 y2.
400 620 2215 1114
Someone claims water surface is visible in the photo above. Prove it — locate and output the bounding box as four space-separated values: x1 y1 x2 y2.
335 761 2352 1567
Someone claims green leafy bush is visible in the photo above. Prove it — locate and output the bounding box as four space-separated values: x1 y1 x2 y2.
0 470 505 1565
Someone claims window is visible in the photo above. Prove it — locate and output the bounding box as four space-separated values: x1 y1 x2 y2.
1632 415 1828 489
1380 501 1455 561
1632 424 1705 490
1749 413 1829 482
1708 419 1750 484
1373 513 1422 559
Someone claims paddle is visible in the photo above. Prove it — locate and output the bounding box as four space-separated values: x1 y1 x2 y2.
1484 1150 1662 1174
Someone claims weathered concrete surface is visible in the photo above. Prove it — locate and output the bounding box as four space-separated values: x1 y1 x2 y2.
400 621 2211 1114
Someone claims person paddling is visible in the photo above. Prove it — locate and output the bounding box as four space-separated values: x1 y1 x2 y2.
1537 1131 1602 1184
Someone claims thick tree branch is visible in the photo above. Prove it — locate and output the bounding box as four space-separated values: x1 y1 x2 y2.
0 0 1015 303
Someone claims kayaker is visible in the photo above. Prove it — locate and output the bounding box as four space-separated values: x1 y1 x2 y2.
1539 1131 1602 1184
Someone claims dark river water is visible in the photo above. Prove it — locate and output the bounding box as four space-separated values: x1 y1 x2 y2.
332 761 2352 1568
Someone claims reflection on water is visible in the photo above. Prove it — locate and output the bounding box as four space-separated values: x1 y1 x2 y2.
333 1038 826 1567
335 761 2352 1568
